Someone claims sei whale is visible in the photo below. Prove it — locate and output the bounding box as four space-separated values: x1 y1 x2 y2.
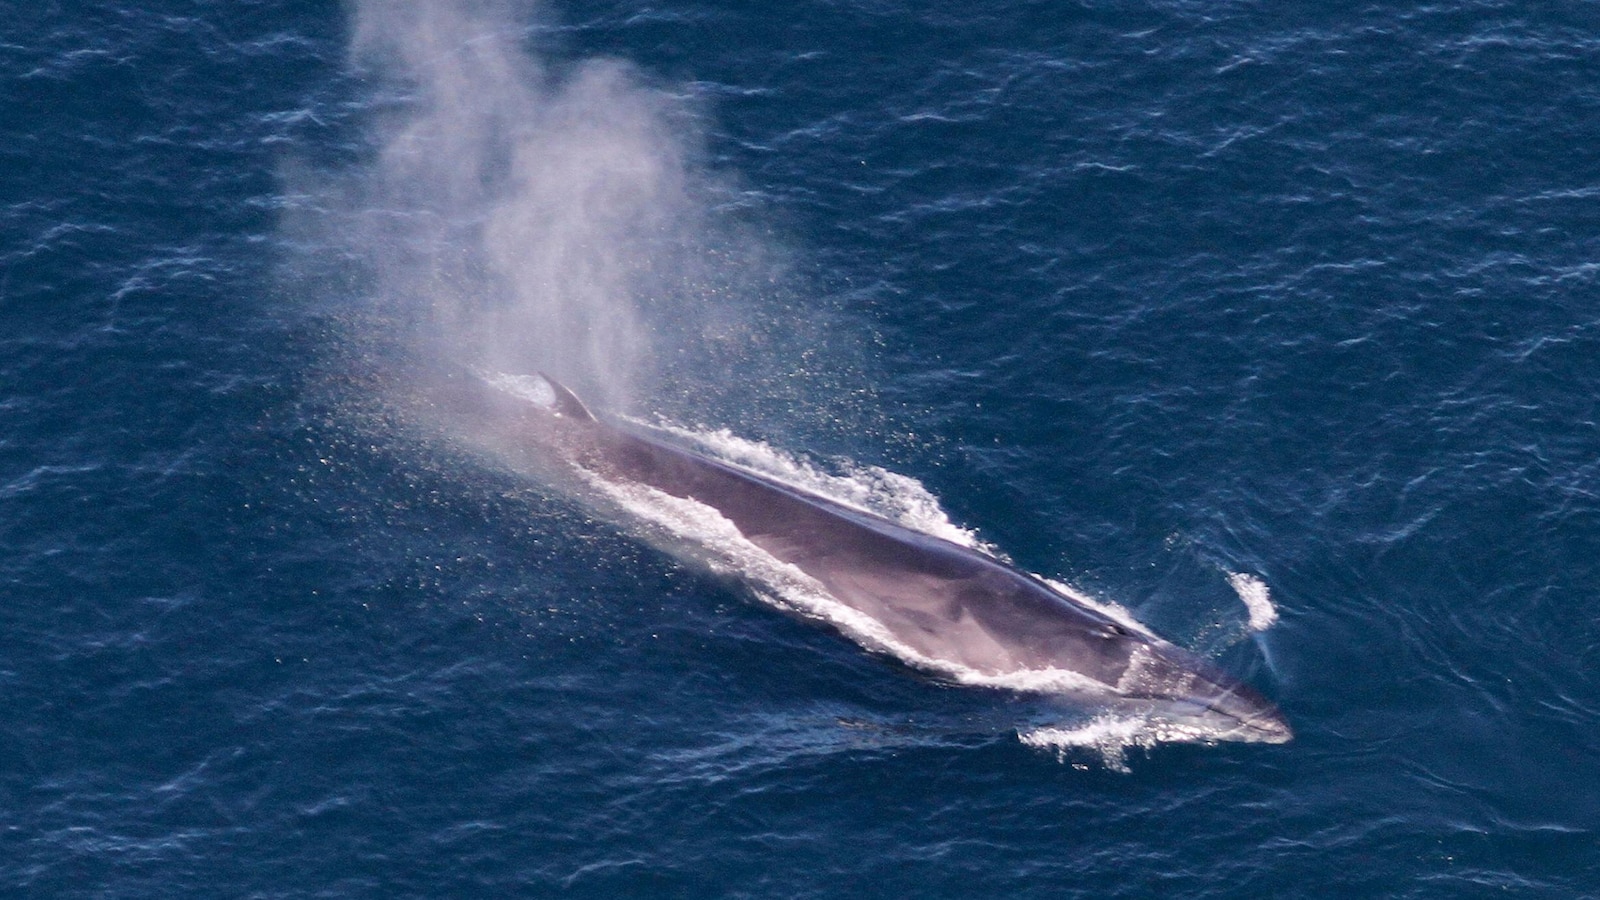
422 368 1291 744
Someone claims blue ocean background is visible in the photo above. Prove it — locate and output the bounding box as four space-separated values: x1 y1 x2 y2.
4 0 1599 895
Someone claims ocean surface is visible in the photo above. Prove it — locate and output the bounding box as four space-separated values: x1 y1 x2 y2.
5 0 1599 896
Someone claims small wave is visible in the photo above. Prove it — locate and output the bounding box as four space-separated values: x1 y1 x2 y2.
1225 572 1278 631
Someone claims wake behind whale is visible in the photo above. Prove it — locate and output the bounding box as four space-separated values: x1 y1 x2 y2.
416 367 1292 751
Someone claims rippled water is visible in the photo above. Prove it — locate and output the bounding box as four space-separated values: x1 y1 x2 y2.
4 1 1598 896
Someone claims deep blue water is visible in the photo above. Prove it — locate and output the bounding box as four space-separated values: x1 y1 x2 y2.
5 1 1600 896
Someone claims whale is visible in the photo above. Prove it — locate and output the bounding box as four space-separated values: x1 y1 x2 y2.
416 367 1292 744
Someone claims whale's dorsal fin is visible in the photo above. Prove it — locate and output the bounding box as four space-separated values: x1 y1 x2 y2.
539 372 596 422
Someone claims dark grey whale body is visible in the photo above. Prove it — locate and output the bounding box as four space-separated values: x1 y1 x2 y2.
425 368 1291 744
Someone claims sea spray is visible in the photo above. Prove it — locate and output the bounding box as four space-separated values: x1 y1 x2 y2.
282 0 879 460
293 0 713 410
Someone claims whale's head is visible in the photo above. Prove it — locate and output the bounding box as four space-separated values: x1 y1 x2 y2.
1111 641 1293 744
1148 680 1294 744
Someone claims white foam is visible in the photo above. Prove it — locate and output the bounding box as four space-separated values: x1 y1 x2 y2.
1225 572 1278 631
1019 712 1224 772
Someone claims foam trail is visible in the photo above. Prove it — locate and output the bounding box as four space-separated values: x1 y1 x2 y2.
1226 572 1279 631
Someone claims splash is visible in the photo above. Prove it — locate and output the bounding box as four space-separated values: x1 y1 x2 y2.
288 0 723 410
1020 712 1222 773
1226 572 1279 631
281 0 876 444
